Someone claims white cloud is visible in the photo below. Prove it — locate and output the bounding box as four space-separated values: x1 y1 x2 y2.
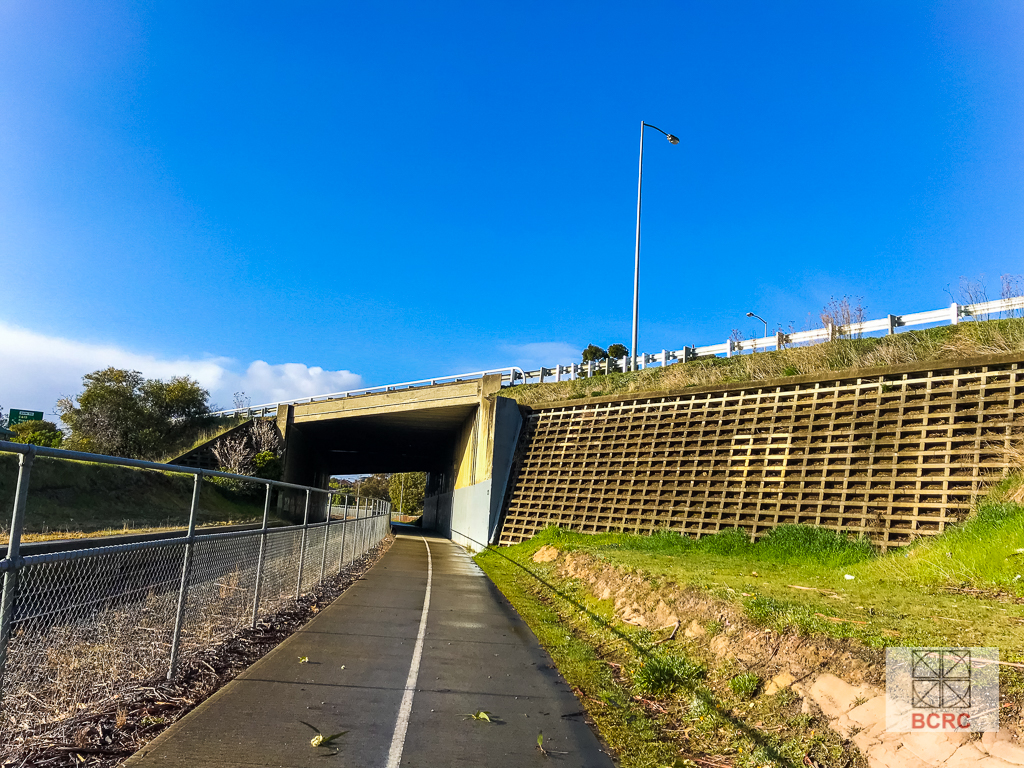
499 341 580 371
235 361 362 407
0 321 362 418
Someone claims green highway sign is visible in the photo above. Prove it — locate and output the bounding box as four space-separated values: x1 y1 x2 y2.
8 409 45 426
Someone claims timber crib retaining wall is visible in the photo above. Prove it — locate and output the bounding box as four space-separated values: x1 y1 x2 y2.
497 354 1024 550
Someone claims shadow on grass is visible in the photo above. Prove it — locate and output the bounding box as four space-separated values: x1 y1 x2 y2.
454 527 794 767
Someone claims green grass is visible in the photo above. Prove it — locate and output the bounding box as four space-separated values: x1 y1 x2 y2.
0 454 275 538
729 672 761 700
475 481 1024 764
476 531 865 768
473 540 678 767
517 514 1024 650
863 475 1024 593
497 317 1024 407
155 416 248 463
632 653 705 697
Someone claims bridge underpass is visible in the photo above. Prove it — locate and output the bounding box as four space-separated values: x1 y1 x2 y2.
269 373 523 550
126 377 612 767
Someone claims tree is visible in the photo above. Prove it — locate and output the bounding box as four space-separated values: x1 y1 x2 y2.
581 344 608 362
357 473 392 501
388 472 426 515
10 420 63 448
56 368 211 459
607 343 629 360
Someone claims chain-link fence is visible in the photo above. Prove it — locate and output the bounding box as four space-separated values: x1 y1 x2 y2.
0 442 391 746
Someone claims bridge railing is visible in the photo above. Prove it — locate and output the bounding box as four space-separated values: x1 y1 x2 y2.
515 295 1024 383
0 441 391 748
209 366 527 419
209 298 1024 420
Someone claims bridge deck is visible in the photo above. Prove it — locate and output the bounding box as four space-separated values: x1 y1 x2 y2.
124 533 613 767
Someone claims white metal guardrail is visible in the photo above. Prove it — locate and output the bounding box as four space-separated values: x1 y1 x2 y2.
207 296 1024 416
517 295 1024 383
0 441 391 746
210 366 526 419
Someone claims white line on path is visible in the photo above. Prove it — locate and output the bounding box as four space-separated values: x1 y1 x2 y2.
385 537 432 768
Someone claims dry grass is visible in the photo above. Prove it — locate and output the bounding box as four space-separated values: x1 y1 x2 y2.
0 518 389 761
18 519 285 544
500 318 1024 406
1 535 394 767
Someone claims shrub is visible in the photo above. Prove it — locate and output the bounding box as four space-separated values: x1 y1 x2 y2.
253 450 282 481
10 420 64 449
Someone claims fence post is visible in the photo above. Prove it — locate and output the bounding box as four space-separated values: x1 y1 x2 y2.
168 472 202 680
339 496 349 571
0 449 34 703
950 302 960 325
352 498 360 559
363 498 370 556
250 483 273 629
295 489 311 600
366 499 371 553
319 492 332 584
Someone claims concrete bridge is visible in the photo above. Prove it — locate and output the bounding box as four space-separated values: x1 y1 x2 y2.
174 373 523 551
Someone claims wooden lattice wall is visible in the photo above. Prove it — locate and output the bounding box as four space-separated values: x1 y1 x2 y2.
498 354 1024 549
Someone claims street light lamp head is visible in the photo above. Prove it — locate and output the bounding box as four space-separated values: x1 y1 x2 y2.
666 134 680 145
746 312 754 317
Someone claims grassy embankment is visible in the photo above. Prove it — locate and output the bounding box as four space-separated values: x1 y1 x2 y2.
476 475 1024 767
0 454 279 543
155 415 249 463
498 317 1024 407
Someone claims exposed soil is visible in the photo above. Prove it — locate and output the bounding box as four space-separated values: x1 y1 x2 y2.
554 548 884 687
539 545 1024 768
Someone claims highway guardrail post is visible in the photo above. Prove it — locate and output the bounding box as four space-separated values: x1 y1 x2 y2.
168 472 202 680
0 448 34 703
295 489 311 599
250 483 272 629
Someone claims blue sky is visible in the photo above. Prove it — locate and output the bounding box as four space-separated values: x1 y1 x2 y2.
1 1 1022 413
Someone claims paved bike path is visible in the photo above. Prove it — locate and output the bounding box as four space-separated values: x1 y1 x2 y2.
125 533 615 768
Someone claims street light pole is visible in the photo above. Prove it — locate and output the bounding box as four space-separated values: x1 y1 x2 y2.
631 121 679 372
746 312 768 351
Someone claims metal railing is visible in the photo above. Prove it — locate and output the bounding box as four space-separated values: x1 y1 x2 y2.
0 441 391 745
210 366 527 419
517 295 1024 383
206 297 1024 421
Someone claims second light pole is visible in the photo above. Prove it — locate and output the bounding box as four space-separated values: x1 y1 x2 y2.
631 121 679 372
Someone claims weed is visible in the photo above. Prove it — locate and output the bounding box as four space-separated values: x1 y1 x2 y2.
632 653 705 697
729 672 761 699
